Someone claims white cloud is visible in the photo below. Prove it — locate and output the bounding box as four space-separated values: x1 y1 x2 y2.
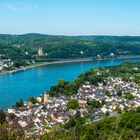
0 4 19 10
0 3 38 11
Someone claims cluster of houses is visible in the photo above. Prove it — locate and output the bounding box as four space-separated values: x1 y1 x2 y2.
79 77 140 114
0 57 13 71
5 76 140 136
0 46 45 73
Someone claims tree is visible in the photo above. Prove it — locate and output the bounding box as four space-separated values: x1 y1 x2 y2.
136 107 140 113
105 111 110 116
9 113 15 120
57 80 66 87
117 90 122 96
28 96 38 104
89 75 103 86
15 99 24 108
105 90 111 97
67 100 79 110
14 62 21 68
87 99 102 109
63 90 72 96
48 85 59 97
74 78 83 87
0 110 6 124
124 92 134 100
64 117 76 129
65 82 77 94
102 100 106 105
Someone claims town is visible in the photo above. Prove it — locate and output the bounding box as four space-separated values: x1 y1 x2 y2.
0 48 43 72
5 76 140 137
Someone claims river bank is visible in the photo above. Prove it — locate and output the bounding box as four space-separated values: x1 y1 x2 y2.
1 55 140 76
0 58 93 76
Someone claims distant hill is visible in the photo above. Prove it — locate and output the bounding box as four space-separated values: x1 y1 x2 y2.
1 34 140 69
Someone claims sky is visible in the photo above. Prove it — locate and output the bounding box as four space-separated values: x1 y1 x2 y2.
0 0 140 35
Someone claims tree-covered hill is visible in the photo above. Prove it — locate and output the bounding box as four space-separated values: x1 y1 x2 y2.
1 34 140 60
1 34 140 71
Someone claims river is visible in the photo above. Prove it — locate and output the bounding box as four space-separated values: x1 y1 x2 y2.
0 58 140 109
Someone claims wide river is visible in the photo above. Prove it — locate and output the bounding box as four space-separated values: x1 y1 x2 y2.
0 58 140 109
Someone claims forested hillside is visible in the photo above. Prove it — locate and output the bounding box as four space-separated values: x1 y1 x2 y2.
1 33 140 72
1 34 140 60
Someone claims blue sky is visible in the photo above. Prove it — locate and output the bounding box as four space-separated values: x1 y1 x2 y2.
0 0 140 35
